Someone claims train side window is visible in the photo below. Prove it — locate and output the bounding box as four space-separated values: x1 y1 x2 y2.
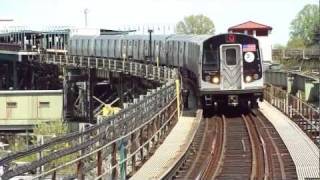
39 101 50 108
226 49 237 65
7 102 17 108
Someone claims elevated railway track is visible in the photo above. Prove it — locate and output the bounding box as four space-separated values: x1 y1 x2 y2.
0 51 318 179
167 110 297 180
0 53 180 179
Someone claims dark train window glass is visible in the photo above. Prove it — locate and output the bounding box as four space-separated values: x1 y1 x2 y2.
226 49 237 65
39 101 50 108
203 49 219 69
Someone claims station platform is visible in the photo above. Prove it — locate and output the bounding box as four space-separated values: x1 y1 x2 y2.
130 109 202 180
259 101 320 179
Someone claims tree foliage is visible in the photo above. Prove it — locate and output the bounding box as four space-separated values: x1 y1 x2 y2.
33 121 68 137
289 4 319 46
287 37 306 48
31 121 78 171
273 43 286 49
176 14 215 35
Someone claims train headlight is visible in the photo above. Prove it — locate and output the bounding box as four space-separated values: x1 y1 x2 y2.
205 75 211 82
212 76 220 84
253 73 259 80
245 75 252 83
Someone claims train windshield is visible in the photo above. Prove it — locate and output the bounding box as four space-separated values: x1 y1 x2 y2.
203 49 219 69
226 49 237 65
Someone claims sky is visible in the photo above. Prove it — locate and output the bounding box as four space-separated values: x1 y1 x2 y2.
0 0 319 45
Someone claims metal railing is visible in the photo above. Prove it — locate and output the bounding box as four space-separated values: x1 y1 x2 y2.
264 83 320 146
39 54 177 82
272 48 320 60
0 81 179 179
0 43 22 52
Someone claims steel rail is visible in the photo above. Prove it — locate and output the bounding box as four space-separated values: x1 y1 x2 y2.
254 112 287 180
198 119 214 179
248 113 270 180
184 116 209 179
210 115 227 180
242 114 259 179
199 116 225 180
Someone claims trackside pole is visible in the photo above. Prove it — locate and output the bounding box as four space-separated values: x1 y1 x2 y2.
176 79 180 116
156 56 159 68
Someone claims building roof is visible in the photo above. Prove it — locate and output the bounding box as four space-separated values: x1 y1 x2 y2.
228 21 272 31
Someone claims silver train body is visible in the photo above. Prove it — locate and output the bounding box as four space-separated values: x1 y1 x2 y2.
69 33 264 108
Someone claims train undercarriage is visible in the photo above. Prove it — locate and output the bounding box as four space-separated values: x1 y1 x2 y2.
201 90 264 111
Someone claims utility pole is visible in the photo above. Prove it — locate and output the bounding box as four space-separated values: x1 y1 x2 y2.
84 9 88 28
148 29 153 63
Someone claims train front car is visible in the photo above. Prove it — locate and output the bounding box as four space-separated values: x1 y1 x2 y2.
200 33 263 109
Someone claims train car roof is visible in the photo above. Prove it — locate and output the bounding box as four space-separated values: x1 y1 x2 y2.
70 33 258 44
70 35 100 39
207 33 259 41
166 34 213 45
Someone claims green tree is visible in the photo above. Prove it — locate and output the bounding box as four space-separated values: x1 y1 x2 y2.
273 43 286 49
176 14 215 35
287 37 306 48
289 4 319 46
31 121 78 172
33 121 68 137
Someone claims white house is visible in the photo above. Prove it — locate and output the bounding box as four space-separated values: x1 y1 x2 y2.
228 21 273 63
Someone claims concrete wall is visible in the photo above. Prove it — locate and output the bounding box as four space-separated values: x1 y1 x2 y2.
0 90 63 125
264 70 319 104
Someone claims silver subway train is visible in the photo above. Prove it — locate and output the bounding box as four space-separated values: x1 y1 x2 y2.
68 33 264 108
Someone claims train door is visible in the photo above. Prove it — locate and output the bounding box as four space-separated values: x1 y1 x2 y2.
144 40 149 59
108 39 114 58
168 41 174 66
121 39 127 59
173 41 179 66
95 39 101 57
139 40 144 60
133 40 139 60
128 39 133 59
89 39 95 56
102 39 108 57
155 40 160 63
178 42 185 67
220 45 242 90
115 39 120 58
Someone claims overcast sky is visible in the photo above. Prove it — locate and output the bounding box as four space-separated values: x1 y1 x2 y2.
0 0 318 45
